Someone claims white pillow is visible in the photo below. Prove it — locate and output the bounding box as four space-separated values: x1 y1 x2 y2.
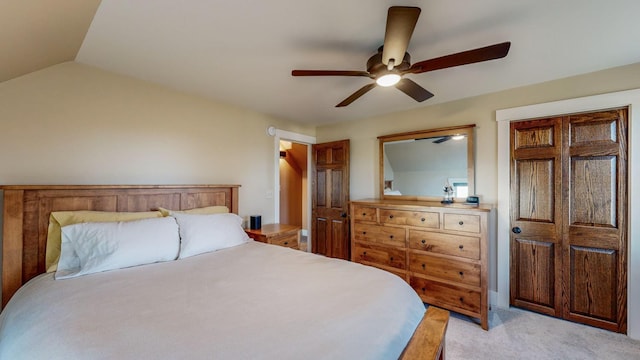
171 213 250 259
56 217 180 279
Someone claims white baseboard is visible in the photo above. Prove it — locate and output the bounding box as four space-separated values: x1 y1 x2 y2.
490 290 501 310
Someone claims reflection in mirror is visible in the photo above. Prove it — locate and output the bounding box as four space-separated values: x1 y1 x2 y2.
384 136 468 197
379 125 475 200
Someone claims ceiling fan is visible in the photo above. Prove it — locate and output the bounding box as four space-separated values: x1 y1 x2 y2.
292 6 511 107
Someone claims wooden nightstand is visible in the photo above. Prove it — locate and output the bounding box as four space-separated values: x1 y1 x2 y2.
245 223 300 250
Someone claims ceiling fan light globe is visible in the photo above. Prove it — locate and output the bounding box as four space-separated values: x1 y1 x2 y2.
452 134 465 140
376 74 401 87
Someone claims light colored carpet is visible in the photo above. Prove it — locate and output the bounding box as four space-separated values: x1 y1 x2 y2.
444 306 640 359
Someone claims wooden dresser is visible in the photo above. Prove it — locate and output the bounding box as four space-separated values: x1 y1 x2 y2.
350 199 492 330
245 223 300 250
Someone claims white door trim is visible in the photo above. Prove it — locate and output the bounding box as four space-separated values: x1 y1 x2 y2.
496 88 640 339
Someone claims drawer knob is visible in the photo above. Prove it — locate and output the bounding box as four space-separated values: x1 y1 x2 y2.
459 221 464 225
284 242 288 245
421 263 426 269
459 271 464 276
389 235 394 239
459 297 464 302
421 218 426 222
390 256 394 261
363 251 367 256
362 212 366 216
421 287 426 292
389 215 394 219
421 239 426 244
362 231 367 235
459 245 464 250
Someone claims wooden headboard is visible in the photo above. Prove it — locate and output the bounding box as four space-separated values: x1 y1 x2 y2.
1 184 240 307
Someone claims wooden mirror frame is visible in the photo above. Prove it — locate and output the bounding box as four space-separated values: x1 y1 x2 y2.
378 124 476 201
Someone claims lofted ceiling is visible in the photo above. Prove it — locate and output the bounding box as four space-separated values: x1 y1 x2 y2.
3 0 640 125
0 0 100 82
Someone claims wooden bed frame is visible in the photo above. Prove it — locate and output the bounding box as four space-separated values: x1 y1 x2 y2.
1 184 448 360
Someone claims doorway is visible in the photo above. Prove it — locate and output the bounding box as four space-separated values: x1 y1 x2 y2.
279 140 309 250
271 128 316 253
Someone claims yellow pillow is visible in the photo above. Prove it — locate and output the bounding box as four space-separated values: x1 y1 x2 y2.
158 206 229 217
46 210 163 272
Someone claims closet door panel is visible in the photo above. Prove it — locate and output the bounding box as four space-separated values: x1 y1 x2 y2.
570 156 616 227
512 238 556 312
510 118 563 316
562 109 627 332
569 246 617 322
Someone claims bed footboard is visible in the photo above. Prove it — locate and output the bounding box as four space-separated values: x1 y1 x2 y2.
400 306 449 360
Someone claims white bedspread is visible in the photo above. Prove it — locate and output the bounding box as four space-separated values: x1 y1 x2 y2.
0 241 425 359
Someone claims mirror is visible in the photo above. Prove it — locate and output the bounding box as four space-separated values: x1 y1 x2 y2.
378 124 475 200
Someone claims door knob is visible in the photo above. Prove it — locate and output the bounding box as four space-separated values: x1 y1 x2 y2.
512 227 522 234
341 212 347 218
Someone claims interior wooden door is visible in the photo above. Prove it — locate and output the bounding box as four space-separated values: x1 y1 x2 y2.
311 139 350 260
510 117 563 316
510 109 628 333
562 109 627 332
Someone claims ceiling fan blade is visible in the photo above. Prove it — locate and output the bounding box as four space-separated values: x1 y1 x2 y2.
382 6 421 68
336 83 377 107
406 42 511 74
395 78 434 102
292 70 371 77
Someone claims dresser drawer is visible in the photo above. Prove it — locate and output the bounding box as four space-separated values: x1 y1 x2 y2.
353 206 377 222
409 252 481 287
353 243 406 270
443 213 480 233
409 230 480 260
379 209 439 229
410 277 481 314
269 233 298 248
353 223 405 247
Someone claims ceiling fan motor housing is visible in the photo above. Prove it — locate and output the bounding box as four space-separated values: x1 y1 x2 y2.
367 49 411 77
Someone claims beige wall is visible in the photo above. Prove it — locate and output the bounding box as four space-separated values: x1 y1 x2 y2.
316 62 640 204
0 62 315 224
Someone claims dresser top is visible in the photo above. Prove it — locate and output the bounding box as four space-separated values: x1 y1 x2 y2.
244 223 300 236
350 198 493 212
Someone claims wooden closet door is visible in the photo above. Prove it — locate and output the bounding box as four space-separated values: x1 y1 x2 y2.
510 117 564 316
510 109 628 333
562 109 627 332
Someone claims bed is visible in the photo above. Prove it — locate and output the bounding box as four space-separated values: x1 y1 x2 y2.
0 185 448 359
